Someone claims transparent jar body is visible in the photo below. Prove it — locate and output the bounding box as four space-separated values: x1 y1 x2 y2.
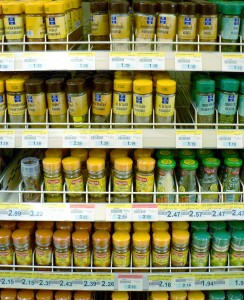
0 243 13 268
73 244 91 269
110 13 131 51
229 244 244 271
199 166 219 203
238 93 244 127
44 169 63 202
54 246 71 269
221 14 241 52
0 92 6 127
47 92 67 128
210 245 228 271
156 168 175 203
90 11 110 50
35 244 52 267
191 245 209 271
178 169 197 203
113 169 132 203
171 243 189 270
199 14 218 51
222 166 241 202
64 168 85 203
133 92 153 128
14 243 33 269
7 91 26 128
26 92 46 128
112 91 132 128
178 14 197 51
135 169 154 203
156 13 177 51
155 92 175 128
91 91 112 128
67 92 88 128
152 244 170 268
132 244 150 270
26 13 46 51
218 91 238 129
196 92 215 129
22 172 41 203
3 13 24 51
112 244 130 268
93 245 111 270
87 169 106 203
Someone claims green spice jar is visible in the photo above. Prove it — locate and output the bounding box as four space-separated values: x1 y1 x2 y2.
229 230 244 270
156 150 174 160
191 221 208 234
219 149 239 181
208 291 225 300
226 291 244 300
209 221 227 235
191 231 211 271
238 80 244 127
228 221 244 233
196 149 214 179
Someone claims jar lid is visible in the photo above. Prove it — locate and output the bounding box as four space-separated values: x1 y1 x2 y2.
153 231 171 247
228 220 244 232
114 222 131 233
151 292 169 300
199 3 217 15
231 230 244 247
37 221 55 231
42 157 62 172
55 291 72 300
196 149 214 160
2 2 23 14
191 72 209 83
196 79 215 93
110 1 130 14
17 290 34 300
5 79 25 92
25 78 44 94
152 221 169 233
74 292 92 300
56 221 73 232
62 157 81 171
156 150 174 160
156 79 176 95
220 78 240 92
53 230 71 247
87 157 105 172
45 78 65 93
178 149 195 160
12 229 31 246
44 1 65 14
221 2 242 15
89 149 107 160
90 1 108 13
133 1 157 14
45 149 63 158
157 158 176 170
157 1 178 14
94 222 111 233
221 149 239 159
188 292 205 300
226 291 244 300
202 157 220 168
112 231 130 247
209 221 226 232
191 221 208 233
134 149 152 161
172 229 190 245
114 79 133 92
1 289 17 300
25 2 44 14
172 221 189 231
72 230 89 247
66 79 86 94
224 157 242 168
36 290 54 300
18 221 36 234
70 149 88 162
0 229 12 245
112 292 129 300
212 230 231 248
75 222 92 234
0 221 17 232
133 222 150 233
110 149 128 164
35 229 53 246
178 2 197 15
192 231 211 248
21 157 40 177
114 157 133 172
93 78 112 93
180 159 198 171
92 230 110 247
170 291 187 300
133 79 153 94
208 291 225 300
72 0 82 9
132 231 150 247
137 157 155 172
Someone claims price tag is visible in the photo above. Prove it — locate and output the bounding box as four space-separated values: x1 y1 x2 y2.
175 53 202 71
176 130 202 148
81 275 114 290
148 275 172 291
172 275 195 290
229 276 244 288
90 131 115 148
118 275 143 291
195 274 228 290
37 279 51 287
133 204 158 221
0 53 15 71
0 277 15 286
20 278 35 287
59 279 73 288
222 54 244 72
158 204 191 221
230 204 244 219
136 52 165 70
106 204 132 221
68 52 95 70
22 53 47 70
48 53 68 70
109 53 137 70
115 130 143 148
0 130 15 148
22 130 48 148
69 204 95 221
200 203 232 220
63 130 89 148
217 130 242 148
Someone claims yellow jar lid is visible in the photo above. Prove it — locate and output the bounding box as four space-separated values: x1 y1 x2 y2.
1 289 17 300
74 291 92 300
72 230 89 247
0 221 17 232
153 72 170 86
172 229 190 245
188 292 205 300
37 221 55 230
5 79 25 92
56 221 73 232
44 1 65 14
152 222 169 232
172 221 189 231
112 231 130 247
53 230 71 247
12 229 30 245
156 79 176 95
43 157 61 172
36 290 54 300
137 157 155 172
112 292 129 300
0 229 12 245
55 291 72 300
151 292 169 300
132 231 150 247
133 79 153 94
94 222 111 233
72 0 82 9
134 149 152 161
153 231 171 247
133 222 150 233
110 149 128 164
0 3 2 15
35 229 53 246
87 157 105 172
134 73 152 80
12 74 30 80
17 290 34 300
114 157 133 172
62 157 81 171
114 79 133 92
170 292 187 300
114 222 131 233
89 149 107 160
25 2 44 14
2 2 23 14
70 149 88 162
18 221 35 234
75 222 92 234
0 80 4 93
92 230 110 247
45 149 63 158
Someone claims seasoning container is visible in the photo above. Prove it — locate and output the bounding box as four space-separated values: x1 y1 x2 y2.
0 4 4 42
6 79 26 128
70 149 88 185
152 231 170 268
45 149 63 158
171 229 190 270
36 290 54 300
1 289 17 300
62 156 85 203
191 221 208 233
133 79 153 128
74 292 92 300
209 221 227 235
172 221 189 231
136 157 156 203
238 80 244 129
219 149 239 181
92 230 111 270
37 221 55 231
112 231 130 268
156 158 176 203
91 79 113 128
132 231 150 270
56 222 73 233
110 1 131 51
55 291 72 300
0 229 13 267
134 149 153 162
114 222 131 233
208 291 225 300
152 222 169 233
17 221 36 237
196 149 214 179
133 222 150 233
43 157 63 203
112 79 133 127
66 79 88 128
191 231 211 271
72 230 91 269
228 221 244 233
156 2 177 51
170 292 187 300
45 78 67 128
110 149 129 178
35 229 53 268
2 2 24 51
112 292 129 300
156 150 174 160
151 292 169 300
0 80 6 126
17 290 34 300
226 291 244 300
188 292 205 300
230 230 244 270
12 229 32 268
53 230 71 269
87 157 106 203
155 79 176 128
94 222 112 233
177 2 197 51
134 1 157 51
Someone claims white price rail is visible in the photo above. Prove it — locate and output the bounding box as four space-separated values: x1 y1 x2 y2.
106 204 132 221
22 53 48 70
175 53 202 71
22 130 48 148
148 275 172 291
68 52 95 70
114 130 143 148
217 130 242 148
136 52 165 70
0 130 15 148
0 53 15 71
195 274 230 290
109 53 137 70
132 204 158 221
222 54 244 72
69 204 95 221
118 275 144 291
176 130 202 148
63 130 90 148
79 274 114 290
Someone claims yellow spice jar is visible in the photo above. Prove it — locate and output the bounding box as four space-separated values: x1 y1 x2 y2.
112 292 129 300
72 230 91 268
55 291 72 300
132 231 150 270
35 228 53 267
94 222 112 233
172 221 189 231
151 292 169 300
17 290 34 300
12 229 32 268
56 221 73 233
170 292 187 300
75 222 92 235
1 289 17 300
188 292 205 300
45 149 63 158
133 222 150 233
53 230 71 269
70 149 88 184
112 231 130 268
74 292 92 300
0 228 13 266
152 222 169 233
114 222 131 233
152 231 170 267
36 290 54 300
171 229 190 269
92 230 111 270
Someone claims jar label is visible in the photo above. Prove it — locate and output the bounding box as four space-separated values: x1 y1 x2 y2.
113 250 130 267
65 175 84 195
88 176 106 197
133 94 153 117
156 171 175 203
230 249 244 266
44 175 63 192
171 248 188 267
113 92 132 116
132 250 150 267
55 250 71 266
0 18 4 37
199 16 218 40
4 16 24 40
110 15 131 39
218 93 238 116
196 94 215 116
27 93 46 116
93 251 111 267
210 249 228 267
46 15 67 39
15 248 32 266
92 93 112 117
135 14 156 40
0 94 6 116
7 94 26 116
191 250 209 267
0 248 13 265
178 16 197 40
68 94 88 117
47 93 67 116
155 94 175 117
74 250 91 267
26 15 46 39
156 14 177 39
113 177 132 193
35 248 52 266
238 95 244 117
221 16 240 40
152 250 170 267
136 174 154 193
91 14 109 36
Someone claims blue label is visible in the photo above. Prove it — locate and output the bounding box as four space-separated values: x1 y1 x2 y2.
218 92 238 115
196 93 215 116
8 17 15 25
0 96 3 103
147 17 154 25
14 95 21 103
112 16 117 24
136 96 142 104
204 18 212 26
95 94 101 102
238 95 244 117
234 18 240 26
160 16 167 25
68 95 72 103
162 97 169 104
27 95 33 103
49 18 56 25
119 95 126 102
184 18 191 25
51 95 58 102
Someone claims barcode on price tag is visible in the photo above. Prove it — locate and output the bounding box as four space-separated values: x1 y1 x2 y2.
106 204 132 221
22 130 48 148
68 53 95 70
118 275 143 291
132 204 158 221
0 53 15 71
136 52 165 70
0 130 15 148
22 54 47 70
222 54 244 72
217 130 242 148
90 131 115 148
175 53 202 71
109 53 137 70
69 204 95 221
63 130 89 148
173 276 195 290
176 130 202 148
115 130 142 148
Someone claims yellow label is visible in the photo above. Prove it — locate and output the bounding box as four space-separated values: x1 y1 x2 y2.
113 177 132 193
113 250 130 267
88 176 106 197
133 94 152 117
46 15 67 39
68 94 88 117
73 8 82 28
0 18 4 37
113 92 132 116
15 248 32 266
93 251 111 267
110 15 131 39
55 250 71 267
132 250 150 267
136 174 154 193
7 94 26 116
27 93 46 116
92 93 111 116
44 175 63 192
47 93 67 116
199 16 218 40
0 94 6 116
152 250 170 267
26 15 46 39
65 175 84 197
4 15 24 40
0 248 13 265
135 14 156 39
35 248 52 266
178 16 197 40
171 248 188 267
156 94 175 117
156 14 176 39
91 14 109 36
74 250 91 267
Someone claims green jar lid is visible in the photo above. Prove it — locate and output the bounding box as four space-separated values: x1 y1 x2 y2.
196 79 215 93
224 157 243 168
191 73 209 83
221 149 239 159
191 221 208 233
178 149 196 160
231 230 244 247
208 291 225 300
192 231 211 248
220 78 240 93
157 158 176 170
214 74 228 89
196 149 214 161
202 157 220 168
228 221 244 232
240 80 244 94
226 291 243 300
209 221 227 233
180 159 198 171
156 149 174 160
221 2 242 15
212 230 231 248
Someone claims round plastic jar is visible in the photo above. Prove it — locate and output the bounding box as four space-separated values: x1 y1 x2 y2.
53 230 71 269
188 292 205 300
17 221 36 237
1 289 17 300
208 291 225 300
55 291 72 300
0 4 4 42
152 222 169 233
72 0 82 30
209 221 227 235
0 221 17 232
228 220 244 233
56 221 73 233
171 229 190 269
172 221 189 231
12 229 32 268
72 230 91 268
0 80 6 126
92 230 111 270
70 149 88 183
230 230 244 270
36 290 54 300
132 231 150 270
226 291 244 300
110 149 129 176
156 150 174 160
35 229 53 268
45 149 63 158
94 222 112 233
37 221 55 231
134 149 153 163
151 292 169 300
152 231 170 268
74 292 92 300
191 231 211 271
133 222 150 233
112 230 130 268
0 228 13 267
112 292 129 300
170 292 187 300
17 290 34 300
191 221 208 233
114 222 131 233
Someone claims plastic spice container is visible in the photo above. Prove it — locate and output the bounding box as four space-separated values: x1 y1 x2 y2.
156 150 174 160
132 231 150 269
45 78 67 128
110 1 131 51
75 222 92 235
241 6 244 43
66 79 88 128
112 231 130 268
172 221 189 231
35 229 53 267
72 230 91 268
196 149 214 179
155 79 176 128
136 157 156 203
36 290 54 300
209 221 227 235
0 229 13 267
133 222 150 233
17 290 34 300
230 230 244 270
226 291 244 300
53 230 71 268
238 80 244 126
228 221 244 233
113 157 133 203
188 292 205 300
56 222 73 233
37 221 55 231
92 230 111 269
62 156 85 203
43 157 63 203
92 79 113 128
110 149 129 176
114 222 131 233
55 291 72 300
0 4 4 42
112 292 129 300
94 222 112 233
191 221 208 233
133 79 153 128
1 289 17 300
6 79 26 128
156 158 176 203
177 2 198 51
170 292 187 300
134 149 153 162
171 229 190 269
112 79 133 128
219 149 239 181
151 292 169 300
12 229 32 267
152 231 170 268
0 80 6 126
17 221 36 237
74 292 92 300
2 2 24 51
208 291 225 300
191 231 211 271
152 222 169 233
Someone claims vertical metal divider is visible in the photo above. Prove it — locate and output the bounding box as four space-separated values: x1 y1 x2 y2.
131 181 134 203
90 248 94 273
41 182 45 203
208 252 211 272
169 245 172 273
71 251 74 273
4 109 7 129
88 106 91 129
131 109 134 129
174 173 179 203
45 109 49 129
88 34 91 51
13 251 16 271
197 35 200 52
51 251 54 272
32 250 35 272
152 109 155 129
188 248 191 273
240 179 244 202
108 174 112 203
25 109 28 129
153 183 156 203
85 177 89 203
110 108 113 129
63 182 66 203
67 109 70 128
196 176 201 203
218 177 223 203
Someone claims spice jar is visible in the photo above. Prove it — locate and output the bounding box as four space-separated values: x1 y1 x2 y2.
55 291 72 300
133 222 150 233
152 222 169 233
72 230 91 269
75 222 92 235
171 229 190 270
0 221 17 232
208 291 225 300
151 292 169 300
219 149 239 181
191 231 211 271
92 230 111 270
114 222 131 233
132 231 150 270
37 221 55 231
17 221 36 237
74 292 92 300
170 292 187 300
70 149 88 184
228 221 244 233
36 290 54 300
72 0 82 30
110 149 129 179
112 231 130 268
156 150 174 161
12 229 32 268
188 292 205 300
0 4 4 42
43 157 63 203
152 231 170 268
229 230 244 270
35 229 52 269
45 78 67 128
17 290 34 300
112 292 129 300
191 221 208 234
172 221 189 231
1 289 17 300
6 79 26 128
94 222 112 233
56 222 73 233
0 80 6 126
0 229 13 267
196 149 214 179
209 221 227 235
226 291 244 300
45 149 63 158
53 230 71 269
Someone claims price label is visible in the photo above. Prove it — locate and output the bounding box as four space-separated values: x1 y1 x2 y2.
136 52 165 70
20 278 35 287
148 275 172 291
38 279 51 287
70 204 95 221
22 130 48 148
230 207 244 219
0 130 15 148
7 208 22 218
109 53 137 70
118 275 143 291
0 53 15 71
217 130 242 148
68 53 95 70
22 53 47 70
229 278 244 288
115 130 143 148
176 130 202 148
222 54 244 72
63 130 89 148
106 204 132 221
0 277 15 286
133 204 158 221
158 209 183 220
59 279 73 288
90 131 115 148
173 276 195 290
195 274 228 289
81 275 114 290
175 53 202 71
